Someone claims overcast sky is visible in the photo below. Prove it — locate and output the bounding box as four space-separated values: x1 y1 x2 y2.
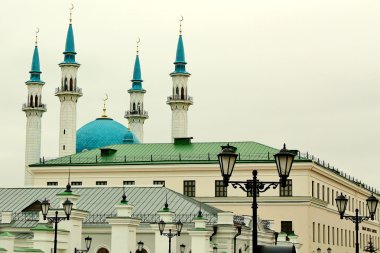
1 0 380 189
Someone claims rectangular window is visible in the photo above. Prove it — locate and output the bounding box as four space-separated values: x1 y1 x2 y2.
153 181 165 186
332 190 334 205
280 179 292 197
318 223 320 243
332 226 335 245
312 181 314 197
341 228 343 246
328 226 330 244
47 182 58 186
345 229 347 247
123 181 135 185
72 181 82 186
215 180 227 197
96 181 107 185
281 221 292 234
322 185 325 201
317 183 320 199
337 227 339 246
327 187 330 204
323 224 325 244
183 180 196 197
246 180 259 197
313 222 315 242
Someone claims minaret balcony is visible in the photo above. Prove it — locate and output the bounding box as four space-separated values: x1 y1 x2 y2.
22 103 47 112
125 110 149 119
55 87 83 96
167 95 193 104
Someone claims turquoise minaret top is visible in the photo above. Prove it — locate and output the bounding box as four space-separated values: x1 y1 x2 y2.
172 35 189 75
62 24 77 64
27 46 44 84
129 54 144 91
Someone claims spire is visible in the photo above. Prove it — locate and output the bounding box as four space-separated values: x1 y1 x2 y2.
63 5 77 64
27 29 43 83
100 94 109 118
130 38 144 91
172 17 189 75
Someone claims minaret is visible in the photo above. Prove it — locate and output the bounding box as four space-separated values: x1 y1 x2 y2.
56 7 82 157
125 39 148 142
167 18 193 141
22 30 47 186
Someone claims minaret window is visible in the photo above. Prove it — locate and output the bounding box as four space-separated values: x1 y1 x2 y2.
137 102 141 114
74 78 77 90
133 103 136 113
35 95 38 107
30 95 34 107
176 87 179 98
70 78 73 91
63 145 65 150
181 87 185 100
64 78 68 91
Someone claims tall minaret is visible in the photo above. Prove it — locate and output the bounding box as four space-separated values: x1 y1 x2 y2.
167 18 193 141
56 7 82 157
23 30 47 186
125 39 148 142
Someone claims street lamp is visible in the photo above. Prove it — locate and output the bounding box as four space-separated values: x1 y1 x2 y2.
213 245 218 253
40 198 73 253
158 219 183 253
218 143 296 253
335 193 379 253
180 243 186 253
137 241 144 252
75 236 92 253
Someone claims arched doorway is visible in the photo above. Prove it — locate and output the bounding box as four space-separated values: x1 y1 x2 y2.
96 248 109 253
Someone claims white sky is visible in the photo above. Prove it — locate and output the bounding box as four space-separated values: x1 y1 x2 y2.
1 0 380 189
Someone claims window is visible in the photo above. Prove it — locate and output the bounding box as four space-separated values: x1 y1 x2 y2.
247 180 259 197
332 190 334 205
323 224 325 243
328 226 330 244
153 181 165 186
183 180 196 197
96 181 107 185
312 181 314 197
123 181 135 185
313 222 315 242
96 248 109 253
63 145 65 150
281 221 292 234
47 182 58 186
317 183 320 199
215 180 227 197
332 226 335 245
337 227 339 246
318 223 320 243
72 181 82 186
327 187 330 204
322 185 325 201
279 179 292 197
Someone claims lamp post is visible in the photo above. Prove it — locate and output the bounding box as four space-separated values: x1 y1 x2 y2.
75 236 92 253
158 219 183 253
335 193 379 253
40 198 73 253
218 143 296 253
137 241 144 252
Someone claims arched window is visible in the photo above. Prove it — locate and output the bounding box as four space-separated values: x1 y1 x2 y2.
137 102 141 114
35 95 38 107
63 145 65 151
133 103 136 112
96 248 109 253
176 87 179 97
70 78 73 91
181 87 185 100
30 95 34 107
64 78 68 91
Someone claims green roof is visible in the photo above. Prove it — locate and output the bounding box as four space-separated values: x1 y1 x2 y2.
14 248 43 252
0 232 14 237
0 187 220 227
33 141 305 166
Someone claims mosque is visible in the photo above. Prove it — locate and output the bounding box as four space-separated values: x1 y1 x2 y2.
17 8 380 253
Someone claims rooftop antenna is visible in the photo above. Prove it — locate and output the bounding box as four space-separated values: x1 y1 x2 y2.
35 28 39 46
179 16 184 35
136 37 140 55
69 4 74 24
101 94 109 118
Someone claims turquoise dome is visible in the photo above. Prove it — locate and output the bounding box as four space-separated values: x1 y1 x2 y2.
76 117 139 153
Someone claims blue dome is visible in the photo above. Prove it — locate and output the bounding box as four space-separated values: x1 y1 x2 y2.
76 117 139 153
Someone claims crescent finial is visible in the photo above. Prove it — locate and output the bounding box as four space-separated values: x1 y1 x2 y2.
35 28 39 46
101 94 109 118
179 16 184 35
136 37 140 55
69 4 74 23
